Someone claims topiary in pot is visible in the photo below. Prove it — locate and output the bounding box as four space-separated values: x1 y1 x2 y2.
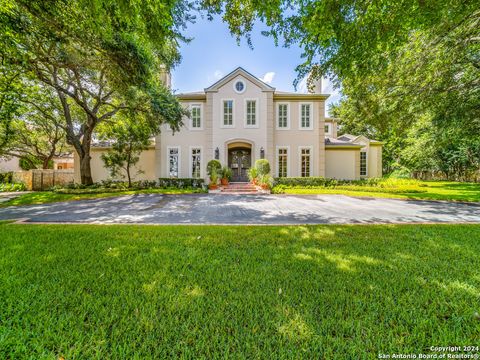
255 159 271 176
207 159 222 177
209 168 219 190
248 167 258 184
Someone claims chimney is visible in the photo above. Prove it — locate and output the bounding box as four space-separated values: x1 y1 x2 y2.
160 65 172 89
307 76 322 94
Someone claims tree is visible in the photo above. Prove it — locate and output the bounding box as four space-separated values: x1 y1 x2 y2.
0 0 189 184
205 0 478 83
5 85 68 169
100 120 152 187
205 0 478 179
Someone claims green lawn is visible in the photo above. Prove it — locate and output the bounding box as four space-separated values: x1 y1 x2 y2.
1 224 479 358
275 180 480 202
0 188 203 208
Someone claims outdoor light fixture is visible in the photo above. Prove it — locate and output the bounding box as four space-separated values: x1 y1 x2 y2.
215 147 219 160
260 147 265 159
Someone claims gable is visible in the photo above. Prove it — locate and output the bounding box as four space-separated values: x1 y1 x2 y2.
205 67 275 93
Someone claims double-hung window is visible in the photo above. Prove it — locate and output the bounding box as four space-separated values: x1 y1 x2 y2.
300 147 311 177
277 147 288 177
277 104 288 129
300 103 312 129
191 148 201 178
190 105 201 129
360 151 367 176
168 147 179 178
246 100 256 126
223 100 233 126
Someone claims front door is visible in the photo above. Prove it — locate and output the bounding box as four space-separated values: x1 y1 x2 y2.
228 148 251 182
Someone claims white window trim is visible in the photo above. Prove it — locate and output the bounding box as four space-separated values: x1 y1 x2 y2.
189 146 203 178
221 99 235 128
244 98 259 128
360 151 368 177
233 78 246 94
189 103 203 131
276 102 290 130
298 146 314 177
276 145 290 177
166 146 181 178
324 123 332 136
298 102 314 130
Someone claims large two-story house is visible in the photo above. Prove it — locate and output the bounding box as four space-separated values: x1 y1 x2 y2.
74 67 382 183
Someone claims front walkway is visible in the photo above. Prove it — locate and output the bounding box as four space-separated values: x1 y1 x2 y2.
0 193 479 224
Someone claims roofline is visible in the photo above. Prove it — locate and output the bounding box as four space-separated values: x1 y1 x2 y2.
273 93 329 100
176 93 207 101
325 145 364 149
204 67 275 92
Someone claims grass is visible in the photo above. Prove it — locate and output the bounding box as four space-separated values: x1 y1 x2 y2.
1 223 479 358
0 188 203 208
275 180 480 202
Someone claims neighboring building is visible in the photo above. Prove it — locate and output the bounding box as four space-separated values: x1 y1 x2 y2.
74 67 382 183
0 156 21 172
53 154 74 170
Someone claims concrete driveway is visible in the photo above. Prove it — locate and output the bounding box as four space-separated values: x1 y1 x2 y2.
0 193 479 224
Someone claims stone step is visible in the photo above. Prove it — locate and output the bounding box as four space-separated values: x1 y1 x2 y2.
222 188 258 192
220 182 260 194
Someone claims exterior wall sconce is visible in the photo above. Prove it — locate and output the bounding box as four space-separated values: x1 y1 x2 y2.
215 147 219 160
260 147 265 159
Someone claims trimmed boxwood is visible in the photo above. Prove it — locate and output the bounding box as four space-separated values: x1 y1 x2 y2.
273 177 383 187
255 159 271 176
158 178 205 189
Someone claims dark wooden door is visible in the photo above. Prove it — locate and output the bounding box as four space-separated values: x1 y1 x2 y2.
228 148 251 182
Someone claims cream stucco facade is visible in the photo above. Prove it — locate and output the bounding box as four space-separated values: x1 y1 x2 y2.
73 67 382 183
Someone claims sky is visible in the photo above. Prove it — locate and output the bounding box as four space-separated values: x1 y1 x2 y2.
171 15 341 116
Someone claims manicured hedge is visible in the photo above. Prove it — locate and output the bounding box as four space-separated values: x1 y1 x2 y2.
273 177 382 187
158 178 205 189
0 183 26 192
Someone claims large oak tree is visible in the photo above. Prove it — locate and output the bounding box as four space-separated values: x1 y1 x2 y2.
1 0 190 184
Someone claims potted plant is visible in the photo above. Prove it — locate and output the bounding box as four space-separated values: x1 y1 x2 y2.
247 167 258 185
220 166 232 186
207 159 222 178
209 168 219 190
259 174 273 190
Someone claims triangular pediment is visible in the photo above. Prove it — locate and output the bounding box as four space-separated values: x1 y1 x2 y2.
205 67 275 92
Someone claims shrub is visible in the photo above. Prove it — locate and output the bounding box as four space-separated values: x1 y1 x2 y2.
258 174 273 189
0 172 13 184
0 183 26 192
255 159 270 176
209 168 219 184
220 166 232 180
207 160 222 176
247 167 258 182
158 178 204 189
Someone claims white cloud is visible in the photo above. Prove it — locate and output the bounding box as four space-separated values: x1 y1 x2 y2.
262 72 275 84
214 70 223 80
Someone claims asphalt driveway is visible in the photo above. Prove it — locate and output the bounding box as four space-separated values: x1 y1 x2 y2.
0 193 479 224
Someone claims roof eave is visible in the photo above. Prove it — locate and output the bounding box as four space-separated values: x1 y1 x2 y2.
273 94 329 100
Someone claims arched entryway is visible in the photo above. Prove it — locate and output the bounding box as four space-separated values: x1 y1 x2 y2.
227 142 252 182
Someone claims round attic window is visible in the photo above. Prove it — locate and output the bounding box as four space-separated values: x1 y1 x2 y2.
234 80 245 93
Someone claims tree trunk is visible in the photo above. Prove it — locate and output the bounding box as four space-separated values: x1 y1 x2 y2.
79 129 94 185
79 152 93 185
127 166 131 188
